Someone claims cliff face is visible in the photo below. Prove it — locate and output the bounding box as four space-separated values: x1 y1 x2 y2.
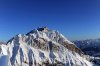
0 27 92 66
26 27 83 54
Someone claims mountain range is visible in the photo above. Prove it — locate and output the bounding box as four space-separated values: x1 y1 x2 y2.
0 27 99 66
73 39 100 65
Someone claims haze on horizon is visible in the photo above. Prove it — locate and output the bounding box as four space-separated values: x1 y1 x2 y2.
0 0 100 41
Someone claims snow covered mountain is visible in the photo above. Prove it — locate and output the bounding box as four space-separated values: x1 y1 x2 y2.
73 39 100 65
73 39 100 57
0 27 94 66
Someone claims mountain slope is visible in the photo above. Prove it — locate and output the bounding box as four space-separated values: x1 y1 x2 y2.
0 27 94 66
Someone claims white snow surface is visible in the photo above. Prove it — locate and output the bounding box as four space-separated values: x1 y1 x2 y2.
0 28 94 66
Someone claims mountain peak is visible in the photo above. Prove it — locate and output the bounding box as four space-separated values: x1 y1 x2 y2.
0 27 94 66
37 26 48 32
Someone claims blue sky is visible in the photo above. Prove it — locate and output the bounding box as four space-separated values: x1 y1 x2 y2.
0 0 100 41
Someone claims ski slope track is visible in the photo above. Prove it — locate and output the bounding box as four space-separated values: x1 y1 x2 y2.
0 27 96 66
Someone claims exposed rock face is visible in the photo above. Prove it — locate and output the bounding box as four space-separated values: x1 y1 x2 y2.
0 27 93 66
37 27 48 32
